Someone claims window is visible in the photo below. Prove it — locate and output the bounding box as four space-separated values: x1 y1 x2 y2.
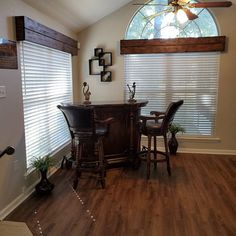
20 41 72 168
126 0 218 39
125 0 220 136
124 53 219 135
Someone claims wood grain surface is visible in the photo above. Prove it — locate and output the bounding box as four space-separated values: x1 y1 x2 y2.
6 153 236 236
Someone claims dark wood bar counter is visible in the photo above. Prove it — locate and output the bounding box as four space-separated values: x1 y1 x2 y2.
67 100 148 164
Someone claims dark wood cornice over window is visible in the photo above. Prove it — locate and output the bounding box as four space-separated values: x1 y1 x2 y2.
15 16 78 56
120 36 226 54
0 39 17 69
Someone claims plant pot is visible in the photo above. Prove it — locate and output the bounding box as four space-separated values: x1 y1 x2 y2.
35 169 54 195
168 133 179 155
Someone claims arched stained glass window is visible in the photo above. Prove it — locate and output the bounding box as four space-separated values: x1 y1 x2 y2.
126 0 218 39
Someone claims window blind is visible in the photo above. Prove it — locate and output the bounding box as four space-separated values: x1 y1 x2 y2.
124 52 219 136
20 41 72 168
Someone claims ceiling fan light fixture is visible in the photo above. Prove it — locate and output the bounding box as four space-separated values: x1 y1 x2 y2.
166 11 175 23
135 0 232 23
176 8 188 23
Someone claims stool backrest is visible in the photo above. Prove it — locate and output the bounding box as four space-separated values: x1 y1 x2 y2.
161 100 184 133
57 104 95 137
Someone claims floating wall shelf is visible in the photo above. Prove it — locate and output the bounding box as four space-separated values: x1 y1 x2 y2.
89 48 112 82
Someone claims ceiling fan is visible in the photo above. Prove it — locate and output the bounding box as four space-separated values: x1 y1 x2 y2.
133 0 232 22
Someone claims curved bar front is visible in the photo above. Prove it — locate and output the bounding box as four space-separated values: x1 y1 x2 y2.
63 100 148 165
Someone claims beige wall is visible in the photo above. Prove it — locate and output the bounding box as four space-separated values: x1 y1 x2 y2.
77 0 236 153
0 0 78 218
76 3 133 102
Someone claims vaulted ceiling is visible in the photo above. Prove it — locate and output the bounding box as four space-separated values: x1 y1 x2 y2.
23 0 235 34
23 0 133 33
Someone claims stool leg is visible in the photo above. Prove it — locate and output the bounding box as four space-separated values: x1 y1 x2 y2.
153 136 157 169
73 142 82 190
164 134 171 176
98 138 106 188
147 134 152 179
71 137 76 161
60 156 66 169
134 131 142 169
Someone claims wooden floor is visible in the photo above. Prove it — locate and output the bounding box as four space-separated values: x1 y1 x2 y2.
6 153 236 236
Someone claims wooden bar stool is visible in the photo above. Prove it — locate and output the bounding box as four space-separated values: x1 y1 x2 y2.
57 104 113 189
138 100 184 179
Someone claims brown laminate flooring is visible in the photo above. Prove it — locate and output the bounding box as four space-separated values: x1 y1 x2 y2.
6 153 236 236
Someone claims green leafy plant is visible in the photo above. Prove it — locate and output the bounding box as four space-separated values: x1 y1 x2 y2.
169 123 185 135
31 155 54 171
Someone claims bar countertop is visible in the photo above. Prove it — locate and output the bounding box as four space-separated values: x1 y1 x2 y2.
61 99 148 108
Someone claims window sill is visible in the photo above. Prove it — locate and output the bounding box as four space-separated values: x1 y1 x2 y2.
177 136 221 143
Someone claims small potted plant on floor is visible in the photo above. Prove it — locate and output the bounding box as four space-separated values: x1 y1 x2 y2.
31 155 55 195
168 123 185 155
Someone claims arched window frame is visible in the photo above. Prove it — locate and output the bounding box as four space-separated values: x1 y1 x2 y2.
121 0 225 54
126 0 219 39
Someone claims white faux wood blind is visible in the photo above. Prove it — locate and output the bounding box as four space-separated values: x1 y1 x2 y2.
124 53 219 136
20 41 72 167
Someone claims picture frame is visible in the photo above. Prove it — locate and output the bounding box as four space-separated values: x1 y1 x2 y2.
94 48 103 57
89 58 103 75
101 71 112 82
99 52 112 67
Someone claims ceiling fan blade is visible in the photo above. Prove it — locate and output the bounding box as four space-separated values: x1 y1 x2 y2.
190 1 232 8
133 3 167 6
183 8 198 20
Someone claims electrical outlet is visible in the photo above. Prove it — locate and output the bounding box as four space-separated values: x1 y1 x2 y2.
0 86 6 98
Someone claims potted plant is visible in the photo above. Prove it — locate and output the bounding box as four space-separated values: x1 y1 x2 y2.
168 123 185 155
31 155 55 194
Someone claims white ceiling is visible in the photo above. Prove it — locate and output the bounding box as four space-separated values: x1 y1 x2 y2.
23 0 133 33
23 0 235 34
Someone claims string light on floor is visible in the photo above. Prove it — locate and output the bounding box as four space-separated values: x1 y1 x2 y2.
34 210 44 235
70 185 96 222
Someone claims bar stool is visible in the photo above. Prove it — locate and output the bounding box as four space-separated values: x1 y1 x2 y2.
57 104 113 189
138 100 184 179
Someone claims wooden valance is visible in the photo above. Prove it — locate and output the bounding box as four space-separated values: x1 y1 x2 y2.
15 16 78 56
120 36 226 54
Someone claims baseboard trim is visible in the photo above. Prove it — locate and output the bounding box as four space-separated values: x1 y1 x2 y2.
0 186 35 220
141 138 236 156
141 144 236 156
177 148 236 156
0 165 60 220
